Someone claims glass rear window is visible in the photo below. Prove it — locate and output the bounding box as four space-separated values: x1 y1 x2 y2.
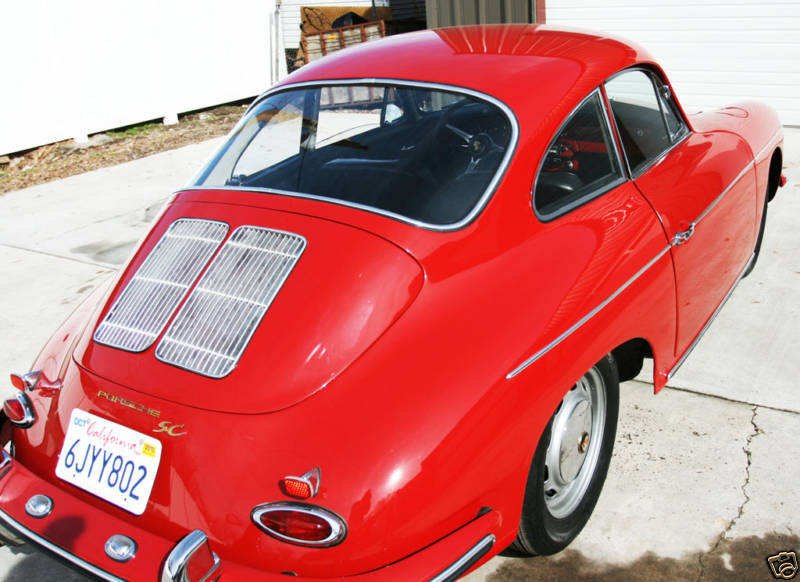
193 84 513 227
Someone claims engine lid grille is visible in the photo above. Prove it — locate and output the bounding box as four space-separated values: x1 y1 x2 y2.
93 219 229 352
155 226 306 378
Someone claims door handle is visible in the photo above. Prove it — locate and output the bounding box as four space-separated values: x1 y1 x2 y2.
672 222 696 246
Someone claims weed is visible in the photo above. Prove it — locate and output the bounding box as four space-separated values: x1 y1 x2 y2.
107 122 158 139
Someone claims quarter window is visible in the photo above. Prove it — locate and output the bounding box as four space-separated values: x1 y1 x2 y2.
533 92 623 219
605 70 678 175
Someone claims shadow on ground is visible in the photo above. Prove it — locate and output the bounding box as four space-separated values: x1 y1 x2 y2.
2 544 90 581
490 532 799 581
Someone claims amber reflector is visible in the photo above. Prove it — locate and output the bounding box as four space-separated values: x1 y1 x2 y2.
282 478 312 499
259 510 332 542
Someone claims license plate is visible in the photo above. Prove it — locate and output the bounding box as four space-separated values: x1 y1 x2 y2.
55 409 162 515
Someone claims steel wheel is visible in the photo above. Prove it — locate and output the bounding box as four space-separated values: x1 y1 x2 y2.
543 367 607 518
512 354 619 556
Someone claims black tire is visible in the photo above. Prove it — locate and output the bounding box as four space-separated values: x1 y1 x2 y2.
512 354 619 556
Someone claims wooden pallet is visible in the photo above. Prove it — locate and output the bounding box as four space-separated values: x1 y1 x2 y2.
302 21 386 64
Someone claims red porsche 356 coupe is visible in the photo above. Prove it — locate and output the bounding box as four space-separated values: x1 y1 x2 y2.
0 25 785 581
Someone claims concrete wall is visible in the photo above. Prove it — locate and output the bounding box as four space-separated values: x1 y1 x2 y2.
0 0 280 156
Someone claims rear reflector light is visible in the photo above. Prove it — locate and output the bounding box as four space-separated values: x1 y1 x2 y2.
281 467 320 499
10 371 41 391
3 393 35 428
282 479 312 499
10 371 61 396
252 503 346 547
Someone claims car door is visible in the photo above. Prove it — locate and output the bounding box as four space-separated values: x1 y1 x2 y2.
604 69 757 360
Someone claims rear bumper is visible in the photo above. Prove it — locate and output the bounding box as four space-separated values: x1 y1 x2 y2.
0 452 498 581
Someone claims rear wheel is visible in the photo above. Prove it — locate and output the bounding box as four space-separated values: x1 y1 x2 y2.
513 355 619 555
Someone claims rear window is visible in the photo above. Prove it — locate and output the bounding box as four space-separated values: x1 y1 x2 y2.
192 84 514 227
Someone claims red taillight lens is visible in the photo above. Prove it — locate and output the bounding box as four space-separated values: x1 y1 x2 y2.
3 393 35 427
252 504 346 547
261 510 331 541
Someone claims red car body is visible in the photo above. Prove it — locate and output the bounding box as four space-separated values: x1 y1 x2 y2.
0 25 784 581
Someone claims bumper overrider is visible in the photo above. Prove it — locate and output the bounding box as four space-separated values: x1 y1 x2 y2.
0 450 497 581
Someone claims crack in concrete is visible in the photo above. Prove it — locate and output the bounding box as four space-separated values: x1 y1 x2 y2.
695 406 761 582
631 378 800 416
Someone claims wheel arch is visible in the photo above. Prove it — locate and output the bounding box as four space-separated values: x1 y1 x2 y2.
767 147 783 202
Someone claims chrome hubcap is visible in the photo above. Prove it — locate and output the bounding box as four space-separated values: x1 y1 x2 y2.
544 367 606 518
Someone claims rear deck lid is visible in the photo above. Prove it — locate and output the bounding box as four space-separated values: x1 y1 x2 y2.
76 197 424 413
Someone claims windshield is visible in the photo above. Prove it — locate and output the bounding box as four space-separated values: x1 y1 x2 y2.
192 84 513 227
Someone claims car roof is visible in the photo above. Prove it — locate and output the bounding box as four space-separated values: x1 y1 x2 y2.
278 24 657 137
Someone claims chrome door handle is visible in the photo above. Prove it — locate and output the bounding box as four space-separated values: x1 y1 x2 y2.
672 222 696 246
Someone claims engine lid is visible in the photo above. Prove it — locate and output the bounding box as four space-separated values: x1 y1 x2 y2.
76 196 424 413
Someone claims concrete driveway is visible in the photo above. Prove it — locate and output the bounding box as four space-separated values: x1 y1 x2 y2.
0 131 797 581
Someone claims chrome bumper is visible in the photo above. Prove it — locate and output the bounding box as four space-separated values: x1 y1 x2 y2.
0 505 126 582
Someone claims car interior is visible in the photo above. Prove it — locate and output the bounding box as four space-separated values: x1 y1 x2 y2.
219 88 512 226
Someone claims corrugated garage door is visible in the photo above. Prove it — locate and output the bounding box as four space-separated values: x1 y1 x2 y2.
547 0 800 125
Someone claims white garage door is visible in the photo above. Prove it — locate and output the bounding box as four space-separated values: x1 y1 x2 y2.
547 0 800 126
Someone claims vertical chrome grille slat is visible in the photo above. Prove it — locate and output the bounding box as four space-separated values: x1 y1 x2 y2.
156 226 306 378
93 219 229 352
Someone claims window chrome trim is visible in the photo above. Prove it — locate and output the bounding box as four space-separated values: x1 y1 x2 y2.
185 78 520 233
507 245 671 380
0 506 126 582
532 88 627 222
428 534 495 582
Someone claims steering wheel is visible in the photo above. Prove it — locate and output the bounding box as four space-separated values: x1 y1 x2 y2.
443 122 505 177
543 140 580 173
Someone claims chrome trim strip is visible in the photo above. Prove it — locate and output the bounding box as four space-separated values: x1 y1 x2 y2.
186 78 520 233
0 506 126 582
695 161 754 226
508 140 760 380
428 534 495 582
754 129 782 163
507 245 671 380
666 254 751 381
161 529 221 582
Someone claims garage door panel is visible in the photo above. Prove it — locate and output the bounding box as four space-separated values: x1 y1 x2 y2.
548 0 800 125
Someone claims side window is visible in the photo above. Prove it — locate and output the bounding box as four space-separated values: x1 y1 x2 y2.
533 92 623 219
604 70 672 175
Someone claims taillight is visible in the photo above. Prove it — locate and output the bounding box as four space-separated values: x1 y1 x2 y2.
252 503 346 547
3 393 35 428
